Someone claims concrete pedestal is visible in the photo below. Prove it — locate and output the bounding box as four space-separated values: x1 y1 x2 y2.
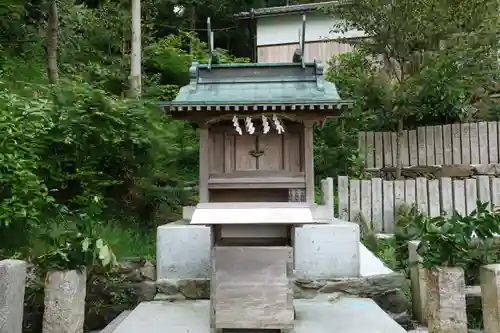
294 223 360 279
111 298 406 333
212 246 293 329
157 222 361 281
156 224 211 281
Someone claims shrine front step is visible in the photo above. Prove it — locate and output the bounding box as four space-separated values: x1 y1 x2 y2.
221 328 281 333
110 298 407 333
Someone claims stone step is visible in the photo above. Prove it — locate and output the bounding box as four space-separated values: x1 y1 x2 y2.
99 310 132 333
111 298 407 333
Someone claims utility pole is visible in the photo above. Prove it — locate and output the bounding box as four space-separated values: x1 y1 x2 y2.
130 0 141 98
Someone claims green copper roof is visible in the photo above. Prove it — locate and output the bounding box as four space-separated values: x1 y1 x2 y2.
161 61 350 111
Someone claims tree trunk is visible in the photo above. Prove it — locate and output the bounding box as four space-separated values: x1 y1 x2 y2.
189 6 196 54
395 118 403 179
46 0 59 84
129 0 141 98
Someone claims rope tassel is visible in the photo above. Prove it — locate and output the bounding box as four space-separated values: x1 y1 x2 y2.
262 114 270 134
272 114 285 134
245 116 255 135
232 115 242 135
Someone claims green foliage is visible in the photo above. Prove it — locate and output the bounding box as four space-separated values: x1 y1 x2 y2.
0 85 53 228
145 32 250 88
326 0 500 129
416 201 500 268
325 50 393 130
32 199 117 271
391 204 427 274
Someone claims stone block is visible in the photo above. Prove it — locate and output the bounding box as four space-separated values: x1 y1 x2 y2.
320 177 334 217
182 206 196 220
294 223 360 279
156 224 211 280
0 259 27 333
43 269 86 333
480 264 500 333
426 267 467 333
212 246 293 329
408 240 428 324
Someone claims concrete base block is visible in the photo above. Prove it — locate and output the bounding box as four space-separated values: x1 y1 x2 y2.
212 246 294 329
0 259 27 333
157 224 212 281
112 298 406 333
42 269 86 333
426 267 467 333
480 264 500 333
294 223 360 279
182 206 196 220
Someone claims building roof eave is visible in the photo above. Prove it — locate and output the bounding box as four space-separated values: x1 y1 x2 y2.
235 1 342 20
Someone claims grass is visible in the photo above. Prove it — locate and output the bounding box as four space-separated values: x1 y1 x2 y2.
97 222 156 260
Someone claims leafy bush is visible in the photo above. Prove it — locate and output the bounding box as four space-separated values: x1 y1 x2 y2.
0 79 195 251
417 201 500 269
0 86 53 228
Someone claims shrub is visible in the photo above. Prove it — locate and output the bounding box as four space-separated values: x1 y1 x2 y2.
416 201 500 269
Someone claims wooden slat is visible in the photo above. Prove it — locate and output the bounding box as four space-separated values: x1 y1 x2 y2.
425 126 435 165
349 180 361 222
365 132 375 168
461 123 471 165
452 123 462 164
428 179 441 217
488 122 498 164
409 130 418 166
224 134 235 173
453 179 466 216
382 180 395 233
374 132 384 168
284 133 301 173
477 176 491 209
210 133 225 174
497 121 500 164
469 122 479 164
434 125 444 165
258 40 354 65
391 132 398 167
492 178 500 209
394 180 405 218
358 132 366 167
465 178 477 215
383 132 392 167
442 124 453 165
401 130 410 167
361 180 372 226
415 177 428 215
440 177 453 216
478 122 488 164
371 178 383 232
405 179 416 207
337 176 349 220
417 127 427 165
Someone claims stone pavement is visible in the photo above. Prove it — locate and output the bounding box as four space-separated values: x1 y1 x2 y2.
110 296 406 333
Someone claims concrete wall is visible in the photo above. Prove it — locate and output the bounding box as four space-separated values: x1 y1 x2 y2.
256 12 365 46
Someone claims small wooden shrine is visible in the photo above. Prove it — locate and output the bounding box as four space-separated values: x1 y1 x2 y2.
161 25 350 204
160 17 351 333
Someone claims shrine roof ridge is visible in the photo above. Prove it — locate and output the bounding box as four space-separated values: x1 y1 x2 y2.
160 61 352 112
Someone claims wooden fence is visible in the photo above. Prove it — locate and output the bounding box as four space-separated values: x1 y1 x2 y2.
358 122 500 168
337 175 500 233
